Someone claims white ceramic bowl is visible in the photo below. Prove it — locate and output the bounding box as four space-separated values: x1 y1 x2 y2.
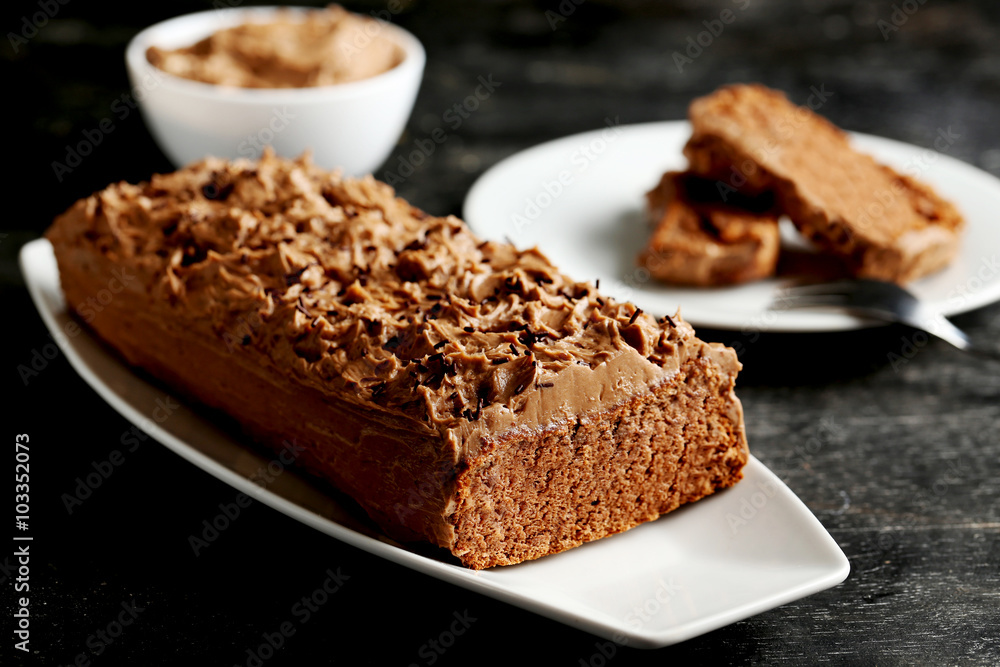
125 6 425 174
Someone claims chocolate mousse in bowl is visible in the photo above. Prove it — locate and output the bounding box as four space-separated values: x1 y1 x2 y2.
145 5 404 88
126 4 425 173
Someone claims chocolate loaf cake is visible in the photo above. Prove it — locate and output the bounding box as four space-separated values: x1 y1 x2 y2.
640 171 780 286
683 84 964 284
46 152 749 568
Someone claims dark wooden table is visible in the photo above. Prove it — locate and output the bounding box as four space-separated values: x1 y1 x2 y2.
3 0 999 664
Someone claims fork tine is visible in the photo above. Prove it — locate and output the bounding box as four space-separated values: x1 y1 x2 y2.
771 294 851 310
778 280 858 296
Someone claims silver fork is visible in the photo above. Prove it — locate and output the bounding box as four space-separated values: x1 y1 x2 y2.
772 279 1000 360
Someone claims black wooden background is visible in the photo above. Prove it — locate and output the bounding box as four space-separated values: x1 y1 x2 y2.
2 0 999 664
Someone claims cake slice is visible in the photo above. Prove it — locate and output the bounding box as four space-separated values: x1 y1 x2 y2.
683 84 964 284
640 171 780 286
45 152 749 569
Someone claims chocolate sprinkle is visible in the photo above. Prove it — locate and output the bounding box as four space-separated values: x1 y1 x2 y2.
201 182 234 201
284 264 311 286
628 308 642 326
434 340 447 350
518 329 547 347
463 326 475 333
491 358 509 365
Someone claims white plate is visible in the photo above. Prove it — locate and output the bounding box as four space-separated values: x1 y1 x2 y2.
464 121 1000 332
21 238 849 648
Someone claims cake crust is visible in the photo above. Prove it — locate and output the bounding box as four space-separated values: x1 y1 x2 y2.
46 152 749 568
684 84 964 283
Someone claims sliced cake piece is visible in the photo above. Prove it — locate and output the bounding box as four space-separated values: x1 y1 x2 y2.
684 84 964 284
46 152 749 569
639 171 780 286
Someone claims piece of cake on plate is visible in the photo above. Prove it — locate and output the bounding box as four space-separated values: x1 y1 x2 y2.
640 170 780 286
683 84 964 284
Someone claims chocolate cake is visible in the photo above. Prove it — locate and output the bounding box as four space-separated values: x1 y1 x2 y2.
683 84 964 284
46 152 749 569
640 171 780 286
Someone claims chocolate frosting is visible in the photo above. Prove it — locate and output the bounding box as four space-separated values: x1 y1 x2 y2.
47 152 741 463
146 5 404 88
